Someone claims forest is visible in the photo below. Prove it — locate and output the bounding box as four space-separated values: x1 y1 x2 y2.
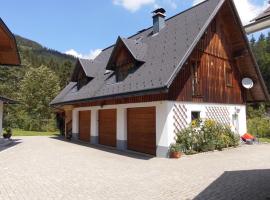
0 33 269 135
0 35 75 131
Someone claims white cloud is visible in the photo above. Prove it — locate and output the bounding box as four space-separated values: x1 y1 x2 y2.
65 49 83 58
113 0 155 12
193 0 268 25
88 49 102 59
163 0 177 9
112 0 179 12
65 49 102 60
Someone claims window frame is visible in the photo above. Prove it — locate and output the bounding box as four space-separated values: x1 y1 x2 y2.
116 62 135 82
225 66 233 88
191 111 201 121
191 60 201 97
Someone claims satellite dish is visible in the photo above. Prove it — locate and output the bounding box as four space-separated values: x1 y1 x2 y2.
242 78 254 89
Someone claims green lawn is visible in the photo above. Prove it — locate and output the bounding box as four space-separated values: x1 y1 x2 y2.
258 138 270 143
12 129 59 136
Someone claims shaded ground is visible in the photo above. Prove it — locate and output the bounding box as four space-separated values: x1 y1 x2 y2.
0 136 269 200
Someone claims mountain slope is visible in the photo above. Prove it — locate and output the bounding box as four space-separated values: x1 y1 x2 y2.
15 35 76 88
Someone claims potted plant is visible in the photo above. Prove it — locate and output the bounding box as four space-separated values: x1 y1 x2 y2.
3 127 12 139
169 143 183 159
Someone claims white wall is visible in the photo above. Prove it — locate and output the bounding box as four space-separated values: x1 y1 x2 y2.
0 101 3 134
166 102 247 146
71 101 247 157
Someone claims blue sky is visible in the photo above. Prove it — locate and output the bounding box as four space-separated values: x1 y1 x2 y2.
0 0 269 58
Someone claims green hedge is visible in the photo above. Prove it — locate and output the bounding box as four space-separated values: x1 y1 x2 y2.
247 117 270 138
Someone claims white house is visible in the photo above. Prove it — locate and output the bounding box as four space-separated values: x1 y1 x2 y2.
51 0 269 157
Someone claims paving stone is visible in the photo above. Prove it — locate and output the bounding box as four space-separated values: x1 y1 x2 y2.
0 136 269 200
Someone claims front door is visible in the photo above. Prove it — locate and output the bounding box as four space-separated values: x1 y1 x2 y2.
79 111 91 142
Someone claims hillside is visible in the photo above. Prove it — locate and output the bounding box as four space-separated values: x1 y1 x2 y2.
15 35 76 88
0 35 77 130
16 35 75 67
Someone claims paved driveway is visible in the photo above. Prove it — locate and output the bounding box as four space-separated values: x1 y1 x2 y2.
0 136 270 200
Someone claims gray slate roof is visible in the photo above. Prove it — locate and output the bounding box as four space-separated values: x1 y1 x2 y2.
106 37 148 70
51 0 225 106
77 59 103 78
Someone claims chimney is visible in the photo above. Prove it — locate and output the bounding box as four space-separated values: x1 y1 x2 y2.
152 8 166 34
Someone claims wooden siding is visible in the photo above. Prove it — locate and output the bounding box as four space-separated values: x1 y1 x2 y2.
127 107 156 155
169 14 245 104
98 109 117 147
74 93 167 108
0 20 20 65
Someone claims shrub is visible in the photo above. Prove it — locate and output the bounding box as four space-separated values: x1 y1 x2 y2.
169 143 183 153
175 120 240 154
4 127 12 134
247 117 270 138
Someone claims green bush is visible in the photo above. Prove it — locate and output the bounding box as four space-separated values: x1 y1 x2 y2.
247 104 270 138
169 143 183 153
247 117 270 138
175 120 240 154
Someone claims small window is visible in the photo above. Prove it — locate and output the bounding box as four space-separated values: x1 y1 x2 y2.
211 19 216 33
191 111 201 121
191 61 200 96
225 68 233 87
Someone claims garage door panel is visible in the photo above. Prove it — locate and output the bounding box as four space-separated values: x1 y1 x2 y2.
127 107 156 155
79 111 91 142
99 109 117 147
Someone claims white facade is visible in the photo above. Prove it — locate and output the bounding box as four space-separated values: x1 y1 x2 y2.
71 101 247 157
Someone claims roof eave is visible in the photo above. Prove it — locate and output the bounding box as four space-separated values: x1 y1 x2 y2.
244 17 270 34
228 0 270 102
0 18 21 66
50 86 168 107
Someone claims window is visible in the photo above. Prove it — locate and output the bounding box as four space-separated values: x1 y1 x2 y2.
116 62 134 82
225 67 233 87
77 69 91 90
77 76 91 90
191 111 201 121
191 61 200 96
211 19 216 33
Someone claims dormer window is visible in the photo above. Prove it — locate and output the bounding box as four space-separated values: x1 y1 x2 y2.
116 62 134 82
77 75 91 90
106 36 147 82
71 59 97 90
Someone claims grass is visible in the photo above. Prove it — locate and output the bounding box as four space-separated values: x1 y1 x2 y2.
12 129 59 137
258 138 270 143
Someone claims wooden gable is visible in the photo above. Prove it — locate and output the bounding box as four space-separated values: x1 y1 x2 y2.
106 37 137 82
169 0 269 104
0 19 20 66
71 60 92 90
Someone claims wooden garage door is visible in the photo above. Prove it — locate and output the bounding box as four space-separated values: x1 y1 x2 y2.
99 109 117 147
79 111 91 142
127 107 156 155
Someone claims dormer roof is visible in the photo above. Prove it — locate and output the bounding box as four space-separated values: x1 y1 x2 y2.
106 37 147 70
